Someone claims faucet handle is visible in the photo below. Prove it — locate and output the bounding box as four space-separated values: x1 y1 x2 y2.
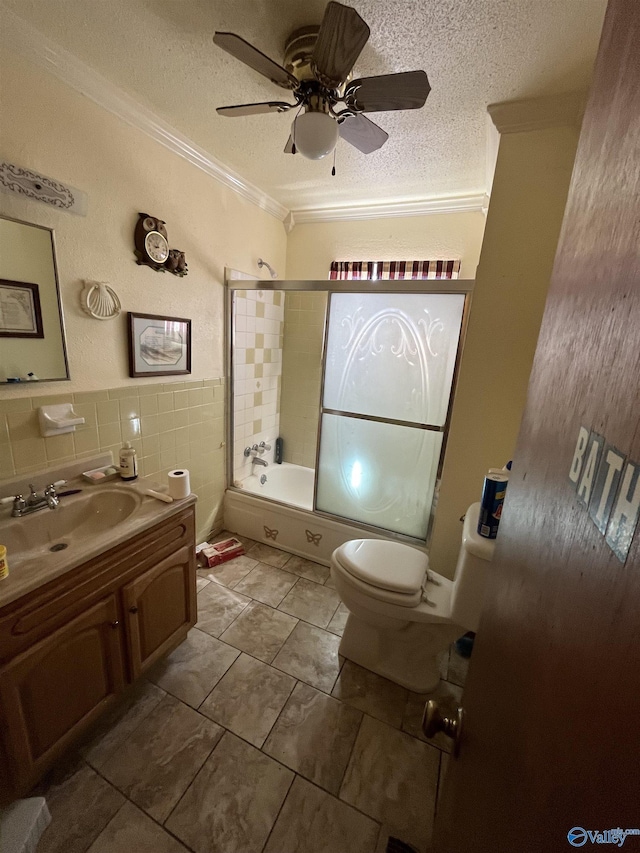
44 480 66 496
1 494 23 506
259 441 271 451
1 494 26 515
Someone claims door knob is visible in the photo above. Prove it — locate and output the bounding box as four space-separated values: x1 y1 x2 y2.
422 700 464 757
129 606 139 613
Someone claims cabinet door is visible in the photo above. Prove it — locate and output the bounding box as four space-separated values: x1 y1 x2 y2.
0 595 125 794
123 545 196 678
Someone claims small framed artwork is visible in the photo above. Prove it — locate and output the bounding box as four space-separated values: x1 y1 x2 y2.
0 279 44 338
127 312 191 377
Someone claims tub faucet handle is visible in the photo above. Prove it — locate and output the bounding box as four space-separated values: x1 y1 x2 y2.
259 441 271 452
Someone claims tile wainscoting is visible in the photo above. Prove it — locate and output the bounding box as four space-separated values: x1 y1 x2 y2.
0 378 225 538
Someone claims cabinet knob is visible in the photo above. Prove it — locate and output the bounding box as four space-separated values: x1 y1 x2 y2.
129 606 139 614
110 620 120 628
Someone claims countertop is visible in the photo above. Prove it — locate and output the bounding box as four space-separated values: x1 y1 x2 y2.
0 476 197 610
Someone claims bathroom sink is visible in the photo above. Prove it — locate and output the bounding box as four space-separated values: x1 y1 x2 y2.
1 488 142 566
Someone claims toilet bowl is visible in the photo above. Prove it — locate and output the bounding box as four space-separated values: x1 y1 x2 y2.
330 502 495 693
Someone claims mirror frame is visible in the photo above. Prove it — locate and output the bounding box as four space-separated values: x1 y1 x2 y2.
0 214 71 384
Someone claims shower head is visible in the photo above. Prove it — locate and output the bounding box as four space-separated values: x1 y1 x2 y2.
257 258 278 279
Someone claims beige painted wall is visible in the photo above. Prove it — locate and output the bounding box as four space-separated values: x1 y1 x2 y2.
429 124 580 577
0 51 286 538
285 211 485 281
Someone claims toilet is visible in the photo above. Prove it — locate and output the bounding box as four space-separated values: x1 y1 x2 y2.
330 502 495 693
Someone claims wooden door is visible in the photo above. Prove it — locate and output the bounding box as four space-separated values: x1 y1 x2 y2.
122 545 196 677
0 595 125 793
433 1 640 849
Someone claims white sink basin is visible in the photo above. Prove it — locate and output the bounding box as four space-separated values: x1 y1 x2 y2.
1 488 142 567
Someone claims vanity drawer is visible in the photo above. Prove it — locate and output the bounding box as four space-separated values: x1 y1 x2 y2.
0 506 195 662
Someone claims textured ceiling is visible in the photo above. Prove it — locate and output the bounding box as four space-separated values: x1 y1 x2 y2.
4 0 607 211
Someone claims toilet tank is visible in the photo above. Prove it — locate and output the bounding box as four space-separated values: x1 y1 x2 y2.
449 502 496 632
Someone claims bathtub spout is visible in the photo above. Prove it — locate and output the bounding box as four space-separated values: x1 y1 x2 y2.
252 457 268 468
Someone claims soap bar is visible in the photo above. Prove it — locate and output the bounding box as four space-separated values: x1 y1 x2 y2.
83 466 121 483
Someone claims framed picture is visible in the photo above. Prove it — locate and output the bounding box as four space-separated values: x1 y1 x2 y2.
127 312 191 377
0 279 44 338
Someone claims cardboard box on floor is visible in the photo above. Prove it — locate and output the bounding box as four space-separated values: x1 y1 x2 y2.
196 537 245 568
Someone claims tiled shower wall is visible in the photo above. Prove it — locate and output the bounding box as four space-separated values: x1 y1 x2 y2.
0 378 225 539
279 291 327 468
232 290 284 482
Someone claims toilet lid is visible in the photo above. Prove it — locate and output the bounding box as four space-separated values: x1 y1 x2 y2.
337 539 428 594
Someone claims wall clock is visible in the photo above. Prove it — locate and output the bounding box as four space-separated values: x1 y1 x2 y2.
134 213 188 276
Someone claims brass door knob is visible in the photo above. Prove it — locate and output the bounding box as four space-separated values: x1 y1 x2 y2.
422 700 464 757
129 606 139 613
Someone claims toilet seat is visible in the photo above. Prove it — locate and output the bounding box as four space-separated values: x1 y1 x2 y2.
338 539 428 595
332 539 456 620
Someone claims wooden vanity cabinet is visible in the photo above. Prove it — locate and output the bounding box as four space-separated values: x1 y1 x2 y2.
0 505 196 801
123 545 196 678
0 596 126 793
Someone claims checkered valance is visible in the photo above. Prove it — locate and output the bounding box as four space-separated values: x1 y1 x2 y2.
329 260 461 280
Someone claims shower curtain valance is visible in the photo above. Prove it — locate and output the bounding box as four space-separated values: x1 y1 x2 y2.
329 259 460 280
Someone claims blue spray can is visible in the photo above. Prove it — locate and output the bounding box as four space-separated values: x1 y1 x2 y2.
478 474 509 539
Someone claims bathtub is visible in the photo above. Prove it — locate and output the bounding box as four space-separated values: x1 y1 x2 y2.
224 462 390 565
239 462 314 511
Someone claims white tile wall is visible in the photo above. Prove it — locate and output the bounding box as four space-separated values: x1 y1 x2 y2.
232 289 284 482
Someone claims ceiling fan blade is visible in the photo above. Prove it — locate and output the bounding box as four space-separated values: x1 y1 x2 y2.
339 114 388 154
213 32 299 90
345 70 431 112
311 2 370 88
284 135 295 154
217 101 294 117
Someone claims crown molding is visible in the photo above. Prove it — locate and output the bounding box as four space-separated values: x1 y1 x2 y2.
289 193 487 226
488 91 587 135
2 11 288 223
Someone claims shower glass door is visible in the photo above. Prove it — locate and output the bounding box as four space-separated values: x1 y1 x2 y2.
315 291 466 539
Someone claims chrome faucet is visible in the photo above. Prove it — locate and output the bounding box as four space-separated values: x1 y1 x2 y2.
252 457 268 468
5 483 61 517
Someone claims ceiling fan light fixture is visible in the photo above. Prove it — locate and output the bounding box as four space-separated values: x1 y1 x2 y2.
291 110 339 160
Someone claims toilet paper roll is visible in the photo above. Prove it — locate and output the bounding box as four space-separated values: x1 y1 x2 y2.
168 469 191 499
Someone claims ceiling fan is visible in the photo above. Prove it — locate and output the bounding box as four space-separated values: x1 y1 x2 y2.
213 1 431 162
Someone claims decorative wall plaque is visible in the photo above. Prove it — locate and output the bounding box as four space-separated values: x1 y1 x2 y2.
0 161 87 216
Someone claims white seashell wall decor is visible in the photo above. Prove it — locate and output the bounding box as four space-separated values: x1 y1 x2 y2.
80 280 121 320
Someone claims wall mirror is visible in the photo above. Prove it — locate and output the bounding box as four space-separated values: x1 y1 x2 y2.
0 215 70 383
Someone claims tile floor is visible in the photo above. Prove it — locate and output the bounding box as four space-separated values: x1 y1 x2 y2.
35 533 470 853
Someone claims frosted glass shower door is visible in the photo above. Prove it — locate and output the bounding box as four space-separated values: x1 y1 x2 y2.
316 292 465 539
